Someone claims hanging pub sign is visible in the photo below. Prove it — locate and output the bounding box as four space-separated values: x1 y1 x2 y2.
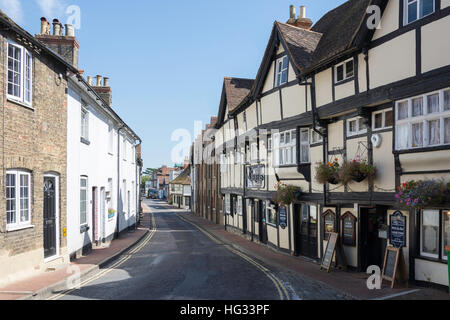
279 206 287 230
246 165 265 189
390 211 406 248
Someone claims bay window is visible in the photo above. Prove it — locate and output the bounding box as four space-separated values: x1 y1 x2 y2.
250 143 258 162
299 129 310 164
395 88 450 150
274 129 296 166
404 0 435 25
420 210 450 261
6 170 31 231
7 41 32 106
311 130 323 144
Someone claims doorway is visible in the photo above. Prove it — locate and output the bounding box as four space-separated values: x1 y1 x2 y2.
293 204 318 259
92 187 98 245
44 175 59 260
257 200 268 244
100 188 106 243
360 207 388 271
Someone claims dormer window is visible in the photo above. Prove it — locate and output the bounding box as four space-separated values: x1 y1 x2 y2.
275 56 289 87
335 59 354 83
404 0 435 25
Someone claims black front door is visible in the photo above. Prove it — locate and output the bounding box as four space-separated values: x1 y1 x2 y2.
294 204 318 259
44 177 57 259
360 207 387 271
258 201 268 244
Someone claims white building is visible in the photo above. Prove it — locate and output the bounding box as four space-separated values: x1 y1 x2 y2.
66 75 141 258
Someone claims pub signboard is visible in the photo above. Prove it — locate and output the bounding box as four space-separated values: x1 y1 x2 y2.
279 206 287 230
246 165 265 189
390 211 406 248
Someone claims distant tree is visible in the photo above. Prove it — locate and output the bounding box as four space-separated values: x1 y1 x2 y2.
143 168 157 176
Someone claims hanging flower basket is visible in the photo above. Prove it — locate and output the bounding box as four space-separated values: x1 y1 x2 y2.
396 180 449 210
273 182 302 206
337 159 377 184
315 158 340 185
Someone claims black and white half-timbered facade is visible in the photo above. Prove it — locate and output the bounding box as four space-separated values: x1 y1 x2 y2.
211 0 450 288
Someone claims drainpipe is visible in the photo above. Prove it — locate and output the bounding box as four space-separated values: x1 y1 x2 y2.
134 138 142 230
115 125 126 239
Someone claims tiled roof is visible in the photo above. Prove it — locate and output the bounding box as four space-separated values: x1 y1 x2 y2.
171 166 191 185
224 77 254 112
309 0 372 69
276 22 322 71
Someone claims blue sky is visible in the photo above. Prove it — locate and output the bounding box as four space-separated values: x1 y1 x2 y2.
1 0 346 169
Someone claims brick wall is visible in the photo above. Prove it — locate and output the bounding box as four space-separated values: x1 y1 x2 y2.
0 31 68 274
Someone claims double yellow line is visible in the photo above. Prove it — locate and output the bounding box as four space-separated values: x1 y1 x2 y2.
47 213 157 300
177 214 290 301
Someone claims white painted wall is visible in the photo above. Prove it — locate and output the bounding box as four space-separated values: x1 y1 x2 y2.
67 79 139 257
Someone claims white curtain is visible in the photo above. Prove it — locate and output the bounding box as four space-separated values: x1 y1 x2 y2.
398 101 409 120
412 122 423 147
412 98 423 117
396 124 409 149
445 91 450 111
428 120 440 145
427 94 439 114
445 118 450 144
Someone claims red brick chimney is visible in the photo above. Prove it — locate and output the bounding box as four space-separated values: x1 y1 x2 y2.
286 5 313 30
35 17 80 68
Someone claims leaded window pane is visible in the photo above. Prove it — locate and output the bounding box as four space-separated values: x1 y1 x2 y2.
398 101 409 120
427 94 439 114
428 119 440 145
445 118 450 144
412 98 423 117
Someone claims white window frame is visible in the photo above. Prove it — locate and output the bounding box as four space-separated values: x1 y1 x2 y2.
225 194 231 214
273 129 297 166
275 56 289 87
6 41 33 107
420 210 440 259
108 123 114 155
81 105 89 141
311 129 323 144
220 154 227 173
237 196 243 216
299 128 310 164
372 109 394 131
347 117 368 137
404 0 435 26
335 58 354 83
123 136 127 161
80 176 88 227
395 88 450 150
6 170 32 231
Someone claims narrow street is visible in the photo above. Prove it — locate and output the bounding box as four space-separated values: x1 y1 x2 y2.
52 200 348 300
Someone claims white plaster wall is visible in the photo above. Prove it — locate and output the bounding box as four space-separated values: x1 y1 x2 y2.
335 80 355 101
415 259 448 286
422 16 450 73
67 82 138 257
282 85 306 119
260 91 281 124
369 30 416 89
372 0 399 40
315 68 333 107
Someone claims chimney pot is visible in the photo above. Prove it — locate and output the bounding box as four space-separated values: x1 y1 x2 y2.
299 6 306 19
52 19 62 36
103 77 110 87
40 17 48 35
87 76 93 86
289 5 296 19
65 24 75 37
96 75 102 87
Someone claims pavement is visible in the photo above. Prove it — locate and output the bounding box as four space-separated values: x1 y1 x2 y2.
178 210 450 301
0 207 151 300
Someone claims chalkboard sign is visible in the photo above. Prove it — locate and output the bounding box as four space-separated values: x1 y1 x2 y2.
382 246 408 288
279 206 287 230
321 233 338 272
390 211 406 248
322 210 336 240
342 212 357 247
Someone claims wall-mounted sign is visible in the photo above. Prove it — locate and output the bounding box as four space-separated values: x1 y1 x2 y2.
322 210 336 240
246 165 265 189
279 206 287 230
390 211 406 248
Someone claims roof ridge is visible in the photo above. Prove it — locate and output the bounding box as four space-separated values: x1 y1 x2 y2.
275 21 323 36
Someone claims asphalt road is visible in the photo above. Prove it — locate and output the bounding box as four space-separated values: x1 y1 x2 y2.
54 200 348 300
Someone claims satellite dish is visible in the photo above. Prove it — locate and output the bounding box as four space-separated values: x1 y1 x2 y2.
371 134 382 148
